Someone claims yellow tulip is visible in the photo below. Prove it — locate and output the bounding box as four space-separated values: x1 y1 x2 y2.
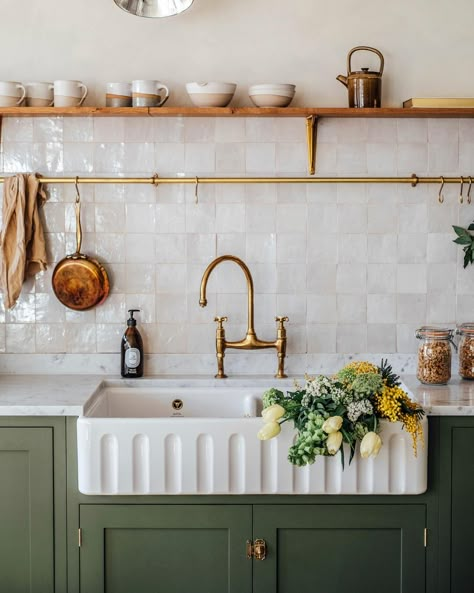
261 404 285 422
360 432 382 458
322 416 343 434
326 431 343 454
257 421 281 441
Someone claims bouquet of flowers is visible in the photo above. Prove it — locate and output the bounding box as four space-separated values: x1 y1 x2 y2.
257 360 425 468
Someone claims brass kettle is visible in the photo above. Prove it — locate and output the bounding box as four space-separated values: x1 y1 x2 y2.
337 46 384 108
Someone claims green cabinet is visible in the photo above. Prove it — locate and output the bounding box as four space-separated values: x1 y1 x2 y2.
439 420 474 593
253 505 426 593
451 426 474 592
79 504 252 593
78 503 426 593
0 427 54 593
0 418 66 593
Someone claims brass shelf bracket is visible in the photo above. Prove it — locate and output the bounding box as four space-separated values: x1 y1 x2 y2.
306 115 318 175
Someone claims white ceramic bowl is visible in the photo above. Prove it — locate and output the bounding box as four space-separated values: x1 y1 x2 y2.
186 82 237 107
249 83 296 93
249 83 295 108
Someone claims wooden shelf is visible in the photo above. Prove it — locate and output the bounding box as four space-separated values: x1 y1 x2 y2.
0 106 473 118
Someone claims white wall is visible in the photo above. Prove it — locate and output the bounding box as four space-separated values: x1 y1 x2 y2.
0 115 473 375
1 0 473 107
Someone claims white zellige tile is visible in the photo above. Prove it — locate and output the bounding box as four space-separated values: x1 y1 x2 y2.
337 294 366 323
397 264 427 294
6 324 36 353
125 203 156 233
367 324 396 353
397 294 427 323
336 324 367 353
367 294 396 324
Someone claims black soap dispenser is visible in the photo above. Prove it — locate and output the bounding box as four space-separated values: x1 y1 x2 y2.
121 309 144 378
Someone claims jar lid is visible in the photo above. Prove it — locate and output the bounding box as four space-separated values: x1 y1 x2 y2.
456 323 474 335
415 326 454 340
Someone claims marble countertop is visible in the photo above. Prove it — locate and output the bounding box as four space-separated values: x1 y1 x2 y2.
0 374 473 417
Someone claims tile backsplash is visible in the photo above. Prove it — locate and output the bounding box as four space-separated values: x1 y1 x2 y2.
0 116 473 375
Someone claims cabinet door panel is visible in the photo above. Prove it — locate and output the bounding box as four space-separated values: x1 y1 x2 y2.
80 505 252 593
451 427 474 593
0 428 54 593
254 505 426 593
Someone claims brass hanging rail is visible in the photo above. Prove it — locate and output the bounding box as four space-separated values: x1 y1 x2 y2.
0 174 471 186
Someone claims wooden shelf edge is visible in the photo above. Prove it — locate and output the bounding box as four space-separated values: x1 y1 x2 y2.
0 106 473 118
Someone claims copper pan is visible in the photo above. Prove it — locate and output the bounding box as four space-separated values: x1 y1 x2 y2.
52 179 109 310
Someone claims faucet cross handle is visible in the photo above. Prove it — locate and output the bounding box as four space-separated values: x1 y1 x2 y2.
275 316 289 328
214 316 228 329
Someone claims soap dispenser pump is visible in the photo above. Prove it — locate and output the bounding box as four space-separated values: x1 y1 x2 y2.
121 309 144 378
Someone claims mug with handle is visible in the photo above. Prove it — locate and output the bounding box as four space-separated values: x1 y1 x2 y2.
0 81 26 107
25 82 54 107
54 80 88 107
132 80 169 107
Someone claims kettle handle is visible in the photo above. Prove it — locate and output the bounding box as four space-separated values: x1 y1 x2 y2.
347 46 384 76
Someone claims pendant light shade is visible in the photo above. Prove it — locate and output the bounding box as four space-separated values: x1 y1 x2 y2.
114 0 194 18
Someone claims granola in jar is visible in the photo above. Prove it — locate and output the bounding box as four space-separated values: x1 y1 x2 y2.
456 323 474 380
415 327 455 385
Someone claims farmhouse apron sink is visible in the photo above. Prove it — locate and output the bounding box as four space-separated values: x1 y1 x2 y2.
77 381 427 496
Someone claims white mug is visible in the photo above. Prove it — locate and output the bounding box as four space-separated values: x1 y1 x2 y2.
106 82 132 107
53 80 88 107
0 81 26 107
25 81 54 107
132 80 169 107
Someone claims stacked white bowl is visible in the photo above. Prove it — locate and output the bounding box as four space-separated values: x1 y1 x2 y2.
186 82 237 107
249 84 296 107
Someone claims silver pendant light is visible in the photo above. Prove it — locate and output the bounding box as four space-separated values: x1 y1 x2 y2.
114 0 194 18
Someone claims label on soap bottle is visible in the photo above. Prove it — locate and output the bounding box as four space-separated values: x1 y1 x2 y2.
125 348 140 369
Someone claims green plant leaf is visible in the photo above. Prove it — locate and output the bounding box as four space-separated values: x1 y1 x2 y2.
453 225 471 237
454 236 473 245
349 443 356 464
464 249 472 269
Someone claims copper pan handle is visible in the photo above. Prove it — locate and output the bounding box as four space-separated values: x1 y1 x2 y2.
347 46 384 76
74 177 82 255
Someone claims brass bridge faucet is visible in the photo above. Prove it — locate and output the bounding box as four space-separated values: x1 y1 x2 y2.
199 255 289 379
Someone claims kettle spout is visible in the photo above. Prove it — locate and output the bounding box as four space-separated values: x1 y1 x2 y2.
336 75 348 87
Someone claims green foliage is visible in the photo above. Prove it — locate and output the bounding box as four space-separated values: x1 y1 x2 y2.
453 224 474 268
262 388 285 408
350 373 383 397
336 367 357 385
262 359 408 469
378 358 401 387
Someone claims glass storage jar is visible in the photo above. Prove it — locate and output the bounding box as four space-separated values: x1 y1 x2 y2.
456 323 474 380
415 326 455 385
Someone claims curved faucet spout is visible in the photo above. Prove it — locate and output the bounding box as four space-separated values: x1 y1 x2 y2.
199 255 255 333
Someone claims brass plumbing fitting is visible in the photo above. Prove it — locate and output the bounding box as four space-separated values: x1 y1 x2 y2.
199 255 289 379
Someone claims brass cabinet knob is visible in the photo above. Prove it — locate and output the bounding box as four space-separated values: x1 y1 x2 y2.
254 538 267 561
246 538 267 561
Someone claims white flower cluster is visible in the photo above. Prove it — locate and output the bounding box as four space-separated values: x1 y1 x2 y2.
302 375 345 408
305 375 333 397
347 399 373 422
330 386 355 406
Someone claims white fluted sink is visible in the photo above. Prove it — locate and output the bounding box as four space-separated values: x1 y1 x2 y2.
77 380 428 496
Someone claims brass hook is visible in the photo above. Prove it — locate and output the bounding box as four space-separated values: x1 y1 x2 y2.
195 176 199 204
459 176 464 204
438 176 445 204
74 176 81 204
468 177 472 205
